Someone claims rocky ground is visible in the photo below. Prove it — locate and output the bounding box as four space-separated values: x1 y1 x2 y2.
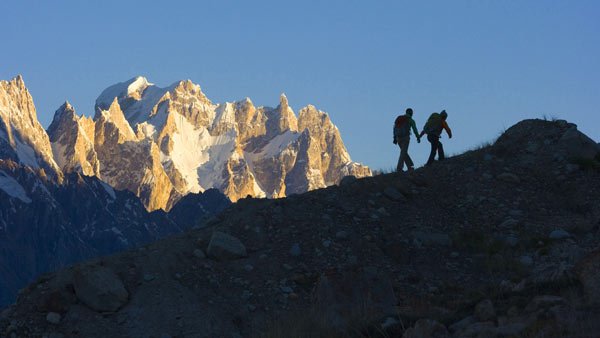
1 119 600 338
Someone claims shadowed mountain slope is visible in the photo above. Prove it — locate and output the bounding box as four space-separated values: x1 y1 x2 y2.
1 119 599 337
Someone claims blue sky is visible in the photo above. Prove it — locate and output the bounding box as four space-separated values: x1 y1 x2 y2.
1 0 598 170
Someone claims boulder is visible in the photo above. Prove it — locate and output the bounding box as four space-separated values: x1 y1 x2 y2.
73 265 129 312
383 187 406 202
558 127 600 161
193 249 206 259
339 175 357 186
207 231 247 260
549 229 571 240
45 312 61 325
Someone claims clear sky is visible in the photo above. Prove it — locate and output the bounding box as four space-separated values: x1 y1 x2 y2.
1 0 598 170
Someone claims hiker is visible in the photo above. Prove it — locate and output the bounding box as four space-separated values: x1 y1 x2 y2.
419 110 452 166
393 108 421 172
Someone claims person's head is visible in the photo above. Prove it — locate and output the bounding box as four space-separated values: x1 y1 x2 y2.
440 110 448 120
406 108 413 117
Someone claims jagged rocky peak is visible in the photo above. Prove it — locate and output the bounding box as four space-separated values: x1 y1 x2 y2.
277 93 298 132
47 101 77 139
265 93 298 137
95 98 137 144
0 75 63 181
47 101 100 177
171 79 211 105
235 98 266 143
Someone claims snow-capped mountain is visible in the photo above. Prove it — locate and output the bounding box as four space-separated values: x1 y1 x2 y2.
1 75 370 212
84 76 370 210
0 76 63 181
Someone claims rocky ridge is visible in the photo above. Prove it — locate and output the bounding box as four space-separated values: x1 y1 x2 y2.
2 119 599 337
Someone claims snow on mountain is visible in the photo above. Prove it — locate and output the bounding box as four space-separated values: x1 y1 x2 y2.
0 76 63 180
94 76 371 209
0 169 32 203
3 74 369 211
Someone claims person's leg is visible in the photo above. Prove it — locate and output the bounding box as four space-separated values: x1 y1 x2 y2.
396 145 404 172
400 137 413 170
426 135 437 166
398 137 409 171
438 140 445 161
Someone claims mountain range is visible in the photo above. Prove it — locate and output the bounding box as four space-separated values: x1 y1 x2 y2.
51 76 371 210
0 74 369 307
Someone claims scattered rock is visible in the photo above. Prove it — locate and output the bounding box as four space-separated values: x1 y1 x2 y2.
403 319 450 338
207 231 247 260
449 316 476 333
497 172 520 183
519 255 534 267
335 231 348 240
381 316 399 330
549 229 571 240
499 218 519 228
504 235 519 247
279 286 293 294
524 295 565 313
193 249 206 259
73 265 129 312
45 312 61 324
383 187 406 202
474 299 496 322
289 243 302 257
412 231 452 247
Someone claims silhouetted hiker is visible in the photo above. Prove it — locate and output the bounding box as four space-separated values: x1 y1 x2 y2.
420 110 452 166
393 108 421 172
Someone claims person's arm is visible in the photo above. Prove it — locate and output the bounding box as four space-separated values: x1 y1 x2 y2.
411 119 421 141
410 119 419 137
442 121 452 138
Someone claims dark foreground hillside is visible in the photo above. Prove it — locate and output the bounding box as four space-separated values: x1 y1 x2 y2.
2 119 600 338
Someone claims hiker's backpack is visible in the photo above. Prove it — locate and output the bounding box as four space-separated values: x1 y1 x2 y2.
424 113 443 135
393 115 410 139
